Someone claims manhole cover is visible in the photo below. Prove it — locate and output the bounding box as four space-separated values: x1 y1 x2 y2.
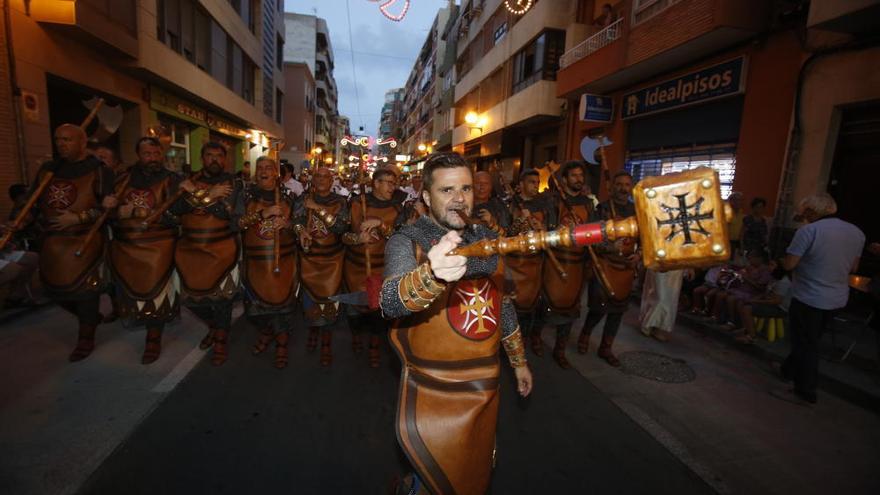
618 351 696 383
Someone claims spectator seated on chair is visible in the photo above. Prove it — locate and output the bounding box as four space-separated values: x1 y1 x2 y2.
735 262 792 344
690 265 725 315
715 250 774 328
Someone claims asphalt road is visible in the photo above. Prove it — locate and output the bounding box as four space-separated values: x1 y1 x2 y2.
77 317 714 495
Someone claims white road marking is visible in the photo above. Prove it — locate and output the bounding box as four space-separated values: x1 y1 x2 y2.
151 345 207 393
612 398 732 494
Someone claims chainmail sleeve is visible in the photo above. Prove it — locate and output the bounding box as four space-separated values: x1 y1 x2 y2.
380 232 419 319
500 298 518 338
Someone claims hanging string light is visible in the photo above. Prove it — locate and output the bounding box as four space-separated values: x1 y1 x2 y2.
504 0 533 15
369 0 410 22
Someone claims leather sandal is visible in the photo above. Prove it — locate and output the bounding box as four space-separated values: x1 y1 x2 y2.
274 333 289 369
199 329 215 350
69 324 97 362
577 332 590 354
211 329 229 366
352 331 364 354
320 330 332 367
530 334 544 357
306 327 319 352
252 330 274 355
141 328 163 365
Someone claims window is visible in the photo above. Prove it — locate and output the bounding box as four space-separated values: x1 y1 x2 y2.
633 0 683 25
511 30 564 94
162 121 190 174
194 9 211 71
276 34 284 71
625 145 737 199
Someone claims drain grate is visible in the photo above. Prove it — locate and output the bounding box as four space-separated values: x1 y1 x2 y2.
618 351 696 383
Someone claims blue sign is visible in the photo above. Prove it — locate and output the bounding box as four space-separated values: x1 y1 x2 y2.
622 57 746 120
579 94 613 123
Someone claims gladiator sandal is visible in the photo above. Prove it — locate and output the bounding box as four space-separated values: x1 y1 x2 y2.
141 327 163 365
274 333 289 370
252 329 274 355
320 330 332 367
577 329 591 355
351 328 364 354
306 327 319 352
211 329 229 366
530 327 544 357
199 328 215 350
553 335 571 370
597 336 621 367
69 324 97 362
368 334 381 369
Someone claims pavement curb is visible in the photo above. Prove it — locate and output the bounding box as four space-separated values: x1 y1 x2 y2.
677 312 880 415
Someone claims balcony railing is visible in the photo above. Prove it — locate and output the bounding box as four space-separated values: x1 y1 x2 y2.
560 17 623 69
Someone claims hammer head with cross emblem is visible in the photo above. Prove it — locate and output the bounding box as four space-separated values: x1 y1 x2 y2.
633 167 733 271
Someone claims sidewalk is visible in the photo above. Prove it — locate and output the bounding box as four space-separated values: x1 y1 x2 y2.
677 310 880 413
0 301 211 495
540 307 880 495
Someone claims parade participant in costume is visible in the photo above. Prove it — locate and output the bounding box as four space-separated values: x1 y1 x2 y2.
238 157 298 369
343 168 405 368
11 124 114 361
472 170 511 235
505 169 550 355
106 137 180 364
171 142 243 366
294 166 351 367
577 171 639 366
542 161 592 369
381 152 532 495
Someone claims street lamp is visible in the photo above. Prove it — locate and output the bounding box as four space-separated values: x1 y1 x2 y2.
417 143 427 152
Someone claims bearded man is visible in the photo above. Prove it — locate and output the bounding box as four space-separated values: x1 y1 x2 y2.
542 161 593 369
106 137 180 364
381 152 532 495
171 142 243 366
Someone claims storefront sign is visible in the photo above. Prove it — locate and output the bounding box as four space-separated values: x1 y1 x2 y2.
150 86 247 138
622 57 746 120
579 94 613 123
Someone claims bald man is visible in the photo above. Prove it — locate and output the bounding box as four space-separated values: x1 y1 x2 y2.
15 124 115 361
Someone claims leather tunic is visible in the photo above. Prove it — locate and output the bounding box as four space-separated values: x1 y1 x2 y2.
242 195 298 307
38 166 105 295
110 171 177 301
504 198 545 311
174 176 240 299
344 194 400 295
543 198 591 313
389 244 504 495
300 195 346 301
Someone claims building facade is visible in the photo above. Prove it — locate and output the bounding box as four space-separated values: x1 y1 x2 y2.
281 61 315 171
399 4 453 160
2 0 286 207
556 0 879 251
283 13 340 169
451 0 577 178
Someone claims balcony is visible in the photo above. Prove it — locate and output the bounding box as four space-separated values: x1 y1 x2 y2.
807 0 880 34
560 18 623 69
556 0 771 97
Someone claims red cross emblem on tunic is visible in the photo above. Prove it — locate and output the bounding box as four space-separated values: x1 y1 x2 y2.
126 189 156 209
309 213 329 238
45 179 77 209
257 217 278 240
446 279 499 341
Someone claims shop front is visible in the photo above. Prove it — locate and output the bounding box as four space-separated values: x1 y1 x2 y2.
149 86 259 173
564 33 804 213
